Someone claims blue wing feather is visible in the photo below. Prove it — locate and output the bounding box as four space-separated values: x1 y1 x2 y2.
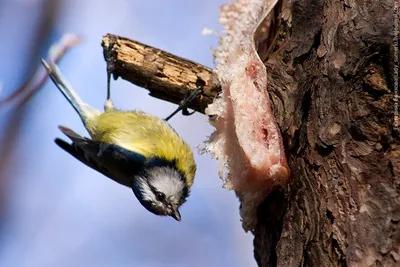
56 126 146 188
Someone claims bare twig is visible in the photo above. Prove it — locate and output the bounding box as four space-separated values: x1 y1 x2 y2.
101 34 221 113
0 34 80 107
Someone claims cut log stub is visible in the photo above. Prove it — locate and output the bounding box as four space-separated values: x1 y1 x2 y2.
101 34 221 113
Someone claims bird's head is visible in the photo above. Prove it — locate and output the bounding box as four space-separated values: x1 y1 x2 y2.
132 165 189 221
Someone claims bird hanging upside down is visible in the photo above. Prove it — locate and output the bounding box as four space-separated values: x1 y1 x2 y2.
42 59 201 221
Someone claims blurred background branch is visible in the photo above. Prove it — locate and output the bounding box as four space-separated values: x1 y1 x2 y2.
0 0 58 228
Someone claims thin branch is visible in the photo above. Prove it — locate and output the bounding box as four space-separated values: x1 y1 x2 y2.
101 34 221 113
0 34 81 107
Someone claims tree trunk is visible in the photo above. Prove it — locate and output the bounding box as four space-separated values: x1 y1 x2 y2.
254 0 399 266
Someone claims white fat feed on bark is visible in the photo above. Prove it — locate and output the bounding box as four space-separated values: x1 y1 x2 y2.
204 0 290 231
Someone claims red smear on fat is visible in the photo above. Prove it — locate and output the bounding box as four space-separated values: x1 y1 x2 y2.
222 60 290 192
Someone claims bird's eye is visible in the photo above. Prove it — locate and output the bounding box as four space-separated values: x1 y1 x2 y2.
156 192 165 202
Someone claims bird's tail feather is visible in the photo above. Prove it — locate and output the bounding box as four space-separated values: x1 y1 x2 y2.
41 59 100 128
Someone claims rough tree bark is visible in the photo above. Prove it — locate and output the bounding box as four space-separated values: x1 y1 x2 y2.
102 0 399 266
259 0 398 266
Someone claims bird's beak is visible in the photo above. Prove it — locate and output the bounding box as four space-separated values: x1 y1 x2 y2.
170 209 181 221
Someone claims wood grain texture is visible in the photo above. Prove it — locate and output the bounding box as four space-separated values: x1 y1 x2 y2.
101 34 221 113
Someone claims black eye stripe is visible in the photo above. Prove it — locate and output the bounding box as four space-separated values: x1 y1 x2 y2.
156 192 166 202
148 184 166 202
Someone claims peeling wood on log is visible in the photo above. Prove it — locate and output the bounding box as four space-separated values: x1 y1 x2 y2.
101 34 221 113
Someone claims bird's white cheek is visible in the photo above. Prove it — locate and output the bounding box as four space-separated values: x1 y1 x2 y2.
138 182 155 202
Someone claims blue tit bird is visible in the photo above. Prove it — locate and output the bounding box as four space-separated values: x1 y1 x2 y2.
41 59 199 221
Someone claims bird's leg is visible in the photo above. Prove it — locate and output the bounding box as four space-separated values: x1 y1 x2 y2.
104 71 114 111
103 35 118 112
164 86 203 121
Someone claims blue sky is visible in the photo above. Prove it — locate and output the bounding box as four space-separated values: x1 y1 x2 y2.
0 1 256 266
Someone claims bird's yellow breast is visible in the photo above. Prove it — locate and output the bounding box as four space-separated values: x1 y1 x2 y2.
91 110 196 186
